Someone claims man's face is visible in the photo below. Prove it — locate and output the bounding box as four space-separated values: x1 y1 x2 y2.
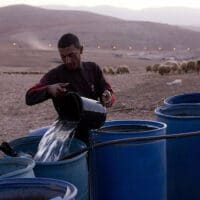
59 45 83 70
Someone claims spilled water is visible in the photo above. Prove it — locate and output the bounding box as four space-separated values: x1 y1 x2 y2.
34 120 78 162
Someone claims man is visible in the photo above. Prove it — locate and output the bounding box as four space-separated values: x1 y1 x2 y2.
26 33 115 144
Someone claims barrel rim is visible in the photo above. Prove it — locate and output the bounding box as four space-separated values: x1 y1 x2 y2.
0 157 35 178
93 119 167 135
155 104 200 119
164 92 200 105
9 136 87 165
36 150 87 165
0 177 78 199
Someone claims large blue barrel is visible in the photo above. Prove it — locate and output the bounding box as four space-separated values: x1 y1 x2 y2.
155 104 200 200
0 157 35 178
89 120 167 200
164 92 200 105
9 136 88 200
0 177 77 200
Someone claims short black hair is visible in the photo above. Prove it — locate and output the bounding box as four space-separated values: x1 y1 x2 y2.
57 33 81 48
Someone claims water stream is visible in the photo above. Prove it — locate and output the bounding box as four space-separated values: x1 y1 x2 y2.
34 120 78 162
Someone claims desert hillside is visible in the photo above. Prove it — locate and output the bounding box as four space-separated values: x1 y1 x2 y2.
1 5 200 50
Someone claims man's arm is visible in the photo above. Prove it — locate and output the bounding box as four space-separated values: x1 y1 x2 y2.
95 64 115 107
102 82 115 107
26 75 70 106
25 76 51 105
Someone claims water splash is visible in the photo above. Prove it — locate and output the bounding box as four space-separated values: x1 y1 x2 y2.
34 120 78 162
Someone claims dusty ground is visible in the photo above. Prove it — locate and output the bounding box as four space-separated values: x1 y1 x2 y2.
0 46 199 143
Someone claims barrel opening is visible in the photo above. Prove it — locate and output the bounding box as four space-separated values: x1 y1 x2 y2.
164 93 200 105
159 107 200 117
99 124 157 133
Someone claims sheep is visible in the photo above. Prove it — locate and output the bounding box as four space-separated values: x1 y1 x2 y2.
161 61 180 74
146 65 152 72
195 60 200 74
102 66 109 74
176 65 182 74
158 65 171 75
186 60 196 72
116 65 130 74
103 65 130 75
116 67 120 74
170 62 179 73
102 66 115 75
107 67 115 75
119 65 130 74
180 62 188 73
152 64 160 73
169 62 180 73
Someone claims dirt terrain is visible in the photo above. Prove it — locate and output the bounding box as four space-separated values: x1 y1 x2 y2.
0 46 199 143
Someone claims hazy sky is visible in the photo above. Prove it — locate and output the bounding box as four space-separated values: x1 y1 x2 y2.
1 0 200 9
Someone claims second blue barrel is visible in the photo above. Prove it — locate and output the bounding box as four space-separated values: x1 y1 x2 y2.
89 120 167 200
164 92 200 105
155 104 200 200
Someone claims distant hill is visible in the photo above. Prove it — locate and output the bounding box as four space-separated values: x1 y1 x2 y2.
1 5 200 50
42 5 200 27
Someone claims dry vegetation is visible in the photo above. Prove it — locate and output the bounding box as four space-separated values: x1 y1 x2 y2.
0 46 200 143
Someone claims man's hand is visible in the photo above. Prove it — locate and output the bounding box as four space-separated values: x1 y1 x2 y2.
47 83 70 97
102 90 112 107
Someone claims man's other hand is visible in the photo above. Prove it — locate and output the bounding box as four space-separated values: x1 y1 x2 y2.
102 90 112 107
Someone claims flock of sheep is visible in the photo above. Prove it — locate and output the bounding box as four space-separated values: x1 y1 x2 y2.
102 65 130 75
3 60 199 77
146 60 200 75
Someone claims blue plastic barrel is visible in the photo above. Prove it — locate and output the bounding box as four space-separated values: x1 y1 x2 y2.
0 177 77 200
155 104 200 200
9 136 88 200
0 157 35 178
89 120 167 200
164 92 200 105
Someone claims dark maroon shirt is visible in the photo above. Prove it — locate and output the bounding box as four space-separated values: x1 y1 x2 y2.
26 62 114 115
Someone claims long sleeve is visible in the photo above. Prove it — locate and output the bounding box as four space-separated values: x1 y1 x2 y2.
25 75 51 106
94 64 115 105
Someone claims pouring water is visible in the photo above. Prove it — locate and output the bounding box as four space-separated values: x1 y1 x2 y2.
34 120 78 162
